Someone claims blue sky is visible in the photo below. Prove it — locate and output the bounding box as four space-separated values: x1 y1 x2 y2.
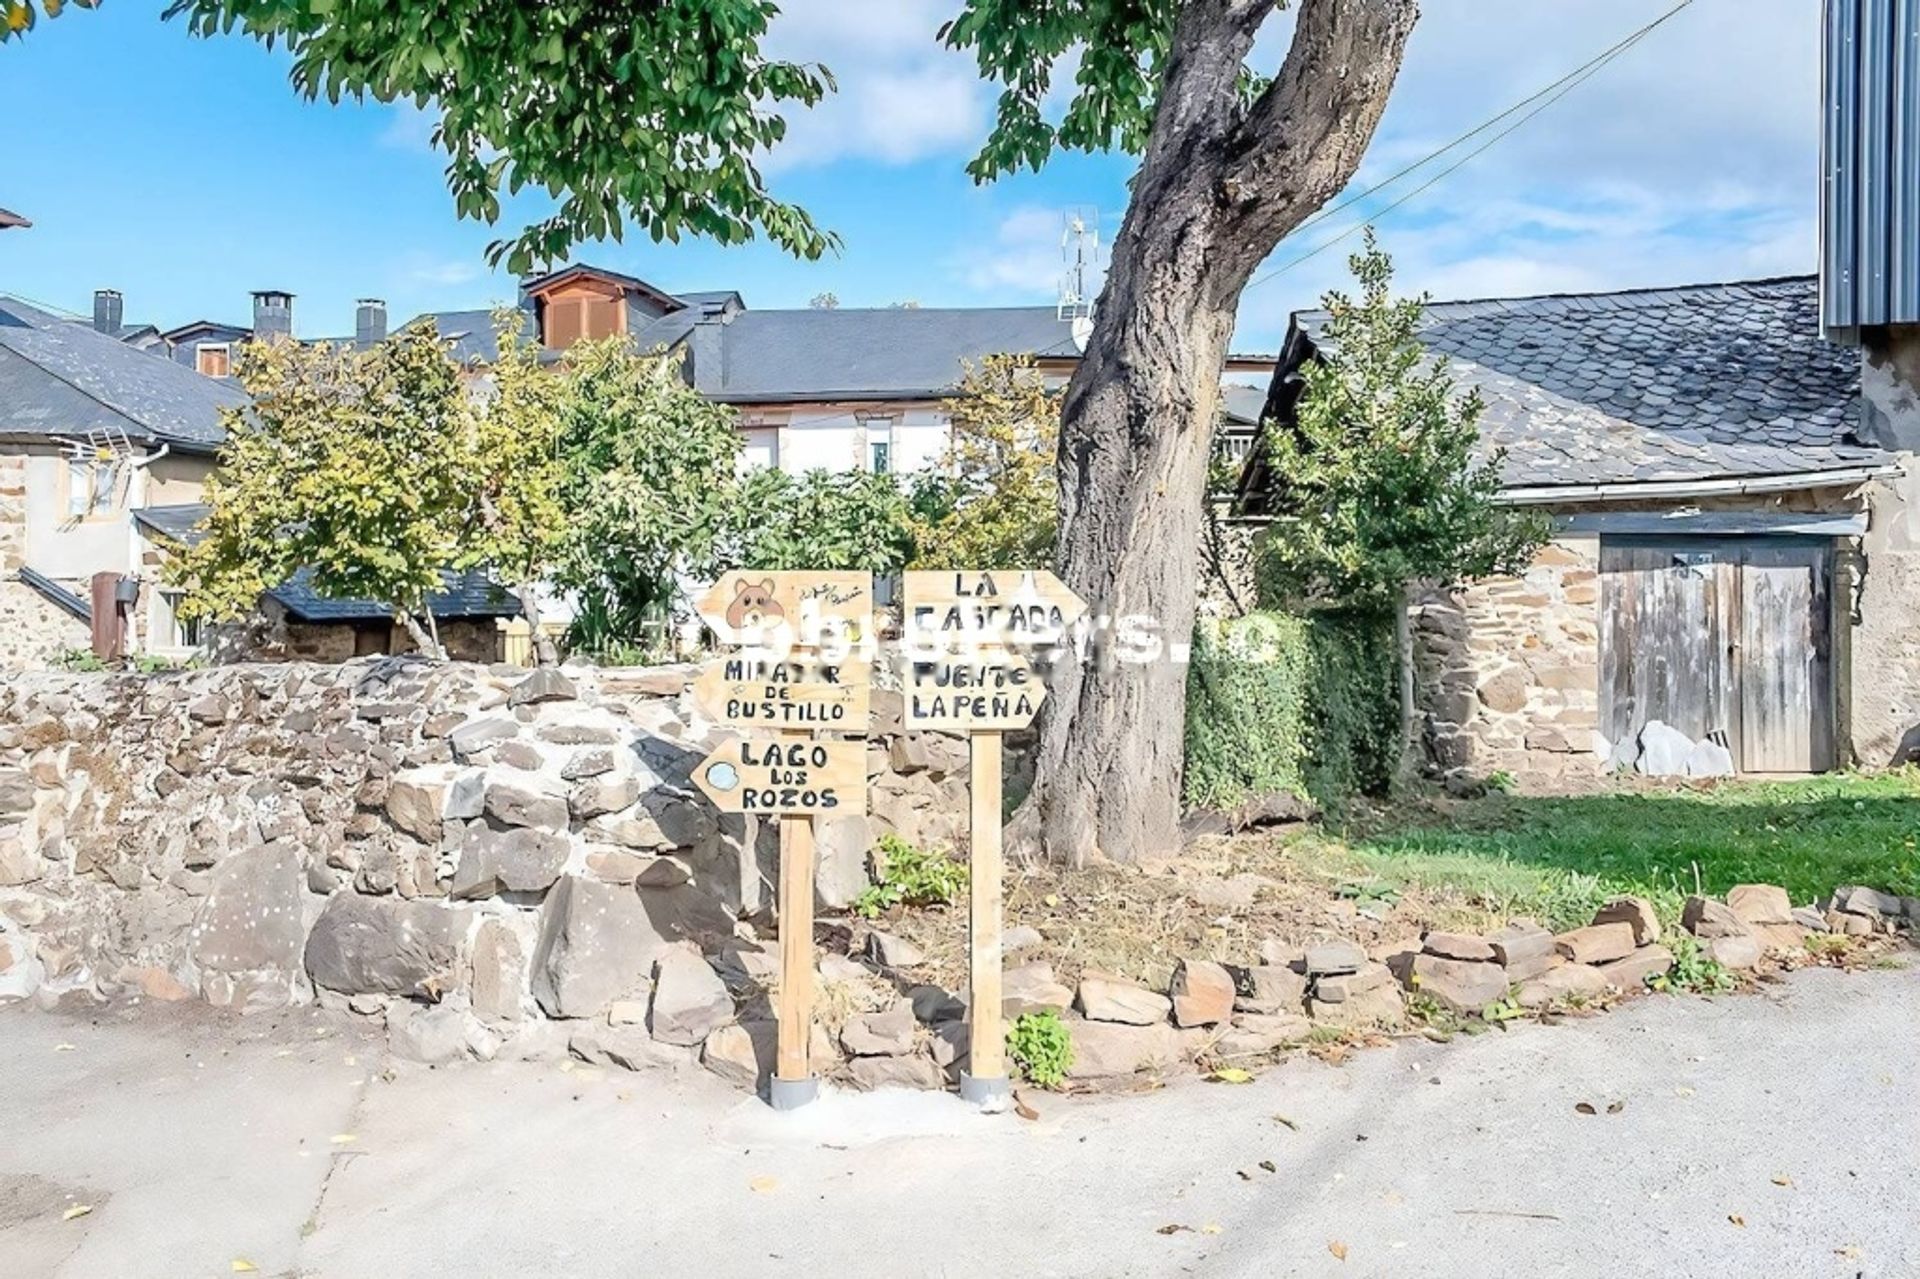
0 0 1818 351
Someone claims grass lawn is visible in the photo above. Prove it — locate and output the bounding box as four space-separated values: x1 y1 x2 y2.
1329 769 1920 933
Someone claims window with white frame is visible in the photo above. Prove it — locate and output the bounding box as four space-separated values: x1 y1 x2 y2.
196 342 232 378
861 416 895 474
157 590 203 651
65 456 118 519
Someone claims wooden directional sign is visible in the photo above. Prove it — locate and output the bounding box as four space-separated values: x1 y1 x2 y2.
902 570 1088 645
692 655 871 730
904 651 1046 731
696 570 874 647
692 739 867 815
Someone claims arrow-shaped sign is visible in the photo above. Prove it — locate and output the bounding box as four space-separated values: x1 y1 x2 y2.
695 570 874 648
691 655 871 730
902 570 1088 647
691 739 868 815
903 651 1047 731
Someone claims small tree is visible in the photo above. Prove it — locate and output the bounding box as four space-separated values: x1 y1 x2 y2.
464 310 568 664
553 339 744 650
1256 233 1548 613
727 468 919 576
169 331 476 656
911 355 1059 571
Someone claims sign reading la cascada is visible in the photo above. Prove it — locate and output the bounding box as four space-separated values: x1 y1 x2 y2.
902 570 1088 645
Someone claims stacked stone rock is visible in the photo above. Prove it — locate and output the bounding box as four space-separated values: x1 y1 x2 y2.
1393 901 1674 1012
1680 881 1914 964
0 659 973 1088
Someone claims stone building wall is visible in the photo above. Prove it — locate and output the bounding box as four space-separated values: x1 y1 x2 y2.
0 660 967 1083
0 454 89 668
1851 326 1920 765
1410 534 1602 784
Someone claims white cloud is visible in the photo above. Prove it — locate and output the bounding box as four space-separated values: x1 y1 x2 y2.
379 102 440 155
760 0 988 172
953 205 1112 301
399 254 484 289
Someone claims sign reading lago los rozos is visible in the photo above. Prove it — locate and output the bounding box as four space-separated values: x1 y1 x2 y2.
902 570 1089 648
691 738 867 815
905 652 1046 731
691 655 871 729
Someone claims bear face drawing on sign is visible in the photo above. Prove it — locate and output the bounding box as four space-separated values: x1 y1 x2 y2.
726 578 785 632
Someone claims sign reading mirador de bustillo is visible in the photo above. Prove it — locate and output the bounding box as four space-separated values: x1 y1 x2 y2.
691 655 872 729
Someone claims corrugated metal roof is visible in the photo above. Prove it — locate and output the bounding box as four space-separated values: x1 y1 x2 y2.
1821 0 1920 331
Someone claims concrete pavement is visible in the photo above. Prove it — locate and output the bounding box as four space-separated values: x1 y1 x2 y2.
3 962 1916 1277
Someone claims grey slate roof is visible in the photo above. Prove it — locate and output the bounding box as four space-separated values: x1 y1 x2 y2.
0 296 245 451
134 504 519 623
1220 383 1269 427
401 307 538 367
688 306 1081 402
1289 275 1890 490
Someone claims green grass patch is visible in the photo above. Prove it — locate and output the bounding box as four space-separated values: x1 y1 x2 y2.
1337 771 1920 932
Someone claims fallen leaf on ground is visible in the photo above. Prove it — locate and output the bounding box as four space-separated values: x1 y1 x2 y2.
1836 1245 1861 1259
1156 1224 1193 1236
749 1176 778 1193
329 1134 357 1145
1770 1175 1792 1188
1271 1114 1298 1131
231 1261 257 1273
61 1205 92 1221
1328 1240 1348 1261
1259 1160 1277 1173
1208 1068 1255 1085
1607 1100 1625 1114
1201 1223 1222 1235
53 1044 75 1053
1574 1102 1597 1115
1013 1093 1040 1122
1728 1214 1746 1228
1236 1170 1252 1181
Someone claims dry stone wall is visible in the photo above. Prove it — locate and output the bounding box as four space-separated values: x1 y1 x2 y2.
0 658 969 1079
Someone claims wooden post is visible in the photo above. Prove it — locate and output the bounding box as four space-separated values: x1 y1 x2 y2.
961 729 1008 1103
771 727 819 1109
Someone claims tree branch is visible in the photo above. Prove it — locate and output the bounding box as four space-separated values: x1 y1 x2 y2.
1222 0 1419 245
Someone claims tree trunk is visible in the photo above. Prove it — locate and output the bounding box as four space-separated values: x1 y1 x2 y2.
396 607 446 661
1020 0 1417 866
516 581 559 666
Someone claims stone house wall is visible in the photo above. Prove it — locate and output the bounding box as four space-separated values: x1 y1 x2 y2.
1411 534 1601 784
0 659 967 1082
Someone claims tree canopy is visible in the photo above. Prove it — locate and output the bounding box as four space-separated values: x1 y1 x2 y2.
1256 233 1548 611
911 354 1059 571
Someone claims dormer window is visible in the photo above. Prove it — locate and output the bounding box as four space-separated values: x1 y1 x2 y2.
542 292 623 349
196 342 232 378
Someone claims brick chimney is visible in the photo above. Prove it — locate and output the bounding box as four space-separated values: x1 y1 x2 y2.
355 298 387 347
251 290 294 341
92 289 123 335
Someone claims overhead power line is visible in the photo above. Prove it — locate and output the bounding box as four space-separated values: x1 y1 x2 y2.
1245 0 1697 292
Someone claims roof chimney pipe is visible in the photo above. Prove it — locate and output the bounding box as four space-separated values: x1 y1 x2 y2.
251 290 294 341
355 298 387 347
92 288 123 336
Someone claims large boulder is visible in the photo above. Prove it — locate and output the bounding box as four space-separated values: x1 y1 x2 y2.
648 946 735 1046
530 877 656 1018
304 894 464 999
451 825 570 898
188 842 307 981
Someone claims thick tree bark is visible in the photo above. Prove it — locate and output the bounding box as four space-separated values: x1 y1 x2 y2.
1020 0 1417 866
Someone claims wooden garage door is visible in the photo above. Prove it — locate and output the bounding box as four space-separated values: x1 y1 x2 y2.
1599 537 1834 773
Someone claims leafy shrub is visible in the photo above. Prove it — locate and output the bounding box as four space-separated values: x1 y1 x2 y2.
853 834 967 919
54 648 107 673
1183 608 1400 810
1006 1010 1074 1088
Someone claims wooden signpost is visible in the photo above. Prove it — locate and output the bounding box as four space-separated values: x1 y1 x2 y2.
691 571 874 1111
902 570 1087 1107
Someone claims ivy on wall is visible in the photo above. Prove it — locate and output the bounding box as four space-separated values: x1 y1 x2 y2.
1183 609 1400 812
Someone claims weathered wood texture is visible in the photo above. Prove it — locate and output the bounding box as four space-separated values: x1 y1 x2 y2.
967 732 1006 1085
1599 537 1833 772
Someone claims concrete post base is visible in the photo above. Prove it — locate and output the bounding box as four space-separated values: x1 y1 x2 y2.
768 1076 819 1111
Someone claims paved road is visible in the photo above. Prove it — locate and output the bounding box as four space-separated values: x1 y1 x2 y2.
3 962 1916 1277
